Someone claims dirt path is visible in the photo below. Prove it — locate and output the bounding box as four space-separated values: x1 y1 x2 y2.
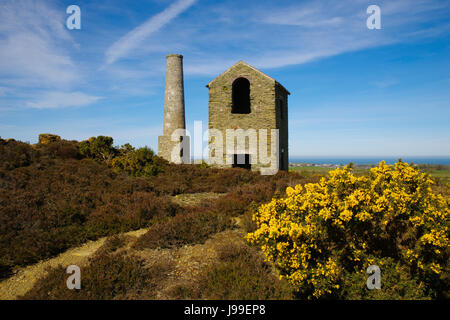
131 228 246 300
171 192 225 206
0 192 224 300
0 228 148 300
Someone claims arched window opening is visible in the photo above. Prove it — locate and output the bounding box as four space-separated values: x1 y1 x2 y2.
232 78 250 114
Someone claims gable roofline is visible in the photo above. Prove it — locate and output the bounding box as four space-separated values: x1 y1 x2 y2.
206 60 290 95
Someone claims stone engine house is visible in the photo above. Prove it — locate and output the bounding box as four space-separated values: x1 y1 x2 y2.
158 55 289 173
207 61 290 172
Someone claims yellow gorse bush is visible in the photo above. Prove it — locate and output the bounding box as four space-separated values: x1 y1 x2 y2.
247 161 449 299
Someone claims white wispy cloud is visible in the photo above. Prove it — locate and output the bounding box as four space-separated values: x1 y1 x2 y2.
26 92 102 109
0 0 79 87
371 79 399 89
104 0 197 65
0 33 78 86
261 3 344 28
96 0 450 97
181 0 450 74
0 1 107 111
0 87 9 97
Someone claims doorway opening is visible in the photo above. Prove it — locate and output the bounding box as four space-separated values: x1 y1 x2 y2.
232 154 251 170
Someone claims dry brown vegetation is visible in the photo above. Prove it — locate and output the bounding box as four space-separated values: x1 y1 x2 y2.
5 136 445 300
0 136 314 299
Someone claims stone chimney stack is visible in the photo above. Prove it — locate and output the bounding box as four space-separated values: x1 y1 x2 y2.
158 54 190 163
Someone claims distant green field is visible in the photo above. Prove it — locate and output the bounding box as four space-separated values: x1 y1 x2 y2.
426 170 450 177
422 170 450 184
289 166 334 174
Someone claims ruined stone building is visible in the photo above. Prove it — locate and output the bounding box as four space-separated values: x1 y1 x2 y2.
207 61 289 172
159 55 289 173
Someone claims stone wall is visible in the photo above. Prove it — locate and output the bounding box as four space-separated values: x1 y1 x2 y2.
275 83 289 171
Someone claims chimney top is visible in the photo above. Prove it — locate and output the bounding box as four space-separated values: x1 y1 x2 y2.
166 54 183 59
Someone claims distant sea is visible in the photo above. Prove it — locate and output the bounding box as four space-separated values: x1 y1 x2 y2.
289 157 450 165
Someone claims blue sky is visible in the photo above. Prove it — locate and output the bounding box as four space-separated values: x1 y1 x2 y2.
0 0 449 157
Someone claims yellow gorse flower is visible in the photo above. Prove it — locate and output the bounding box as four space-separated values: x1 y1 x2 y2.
247 160 449 299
